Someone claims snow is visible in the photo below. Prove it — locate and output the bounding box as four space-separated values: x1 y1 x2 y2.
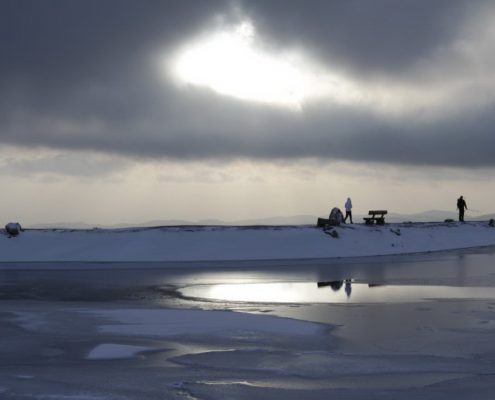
86 344 153 360
13 312 48 331
35 396 109 400
89 309 323 337
0 222 494 263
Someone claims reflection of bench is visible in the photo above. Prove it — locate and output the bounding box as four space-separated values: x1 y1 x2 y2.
363 210 387 225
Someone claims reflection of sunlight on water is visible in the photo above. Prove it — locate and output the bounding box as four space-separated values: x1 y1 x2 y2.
180 282 495 304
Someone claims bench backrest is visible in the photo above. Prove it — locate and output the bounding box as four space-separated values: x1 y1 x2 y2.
368 210 388 215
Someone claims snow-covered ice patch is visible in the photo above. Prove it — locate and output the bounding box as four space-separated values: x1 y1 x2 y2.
171 350 490 378
35 395 109 400
13 312 48 331
86 343 154 360
88 309 324 337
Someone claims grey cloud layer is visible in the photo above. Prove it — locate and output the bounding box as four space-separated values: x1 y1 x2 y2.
1 0 494 168
247 0 472 78
0 153 130 178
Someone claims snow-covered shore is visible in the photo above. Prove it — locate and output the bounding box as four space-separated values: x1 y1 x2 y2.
1 221 495 263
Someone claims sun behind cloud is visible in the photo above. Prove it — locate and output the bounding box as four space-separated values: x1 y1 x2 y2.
168 20 360 109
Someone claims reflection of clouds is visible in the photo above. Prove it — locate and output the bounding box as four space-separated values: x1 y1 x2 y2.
185 282 495 304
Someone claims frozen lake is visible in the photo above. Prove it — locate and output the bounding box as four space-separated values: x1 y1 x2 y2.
1 247 495 399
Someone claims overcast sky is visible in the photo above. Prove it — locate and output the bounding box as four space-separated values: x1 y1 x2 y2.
1 0 495 225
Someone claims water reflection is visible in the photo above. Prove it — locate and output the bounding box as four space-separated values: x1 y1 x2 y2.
317 281 344 290
180 281 495 304
317 279 353 298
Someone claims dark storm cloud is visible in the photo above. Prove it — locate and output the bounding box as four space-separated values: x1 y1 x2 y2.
1 0 494 169
245 0 472 77
0 0 226 115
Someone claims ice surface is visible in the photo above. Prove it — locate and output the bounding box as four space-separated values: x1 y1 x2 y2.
89 309 324 337
171 349 490 377
86 343 154 360
2 249 495 399
13 312 48 331
34 395 110 400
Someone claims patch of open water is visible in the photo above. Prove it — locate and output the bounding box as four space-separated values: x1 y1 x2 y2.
180 281 495 304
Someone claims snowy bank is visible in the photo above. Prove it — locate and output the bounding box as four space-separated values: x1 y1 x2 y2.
1 221 495 263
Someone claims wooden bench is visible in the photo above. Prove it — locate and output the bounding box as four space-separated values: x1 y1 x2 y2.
363 210 387 225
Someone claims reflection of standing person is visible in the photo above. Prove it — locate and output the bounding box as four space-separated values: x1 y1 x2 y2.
345 279 352 298
457 195 467 222
344 197 353 224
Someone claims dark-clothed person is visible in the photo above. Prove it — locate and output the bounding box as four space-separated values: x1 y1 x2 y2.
457 196 467 222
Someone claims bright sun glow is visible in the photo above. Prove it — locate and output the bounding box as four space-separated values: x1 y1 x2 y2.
169 21 360 109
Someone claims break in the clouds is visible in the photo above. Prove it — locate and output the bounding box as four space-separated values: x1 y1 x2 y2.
2 0 495 168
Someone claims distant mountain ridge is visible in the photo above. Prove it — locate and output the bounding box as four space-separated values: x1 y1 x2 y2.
24 210 494 229
26 215 318 229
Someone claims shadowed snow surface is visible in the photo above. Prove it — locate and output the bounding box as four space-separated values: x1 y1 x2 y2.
1 222 495 262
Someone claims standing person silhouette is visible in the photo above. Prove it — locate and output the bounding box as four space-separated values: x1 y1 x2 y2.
344 197 353 224
457 195 467 222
